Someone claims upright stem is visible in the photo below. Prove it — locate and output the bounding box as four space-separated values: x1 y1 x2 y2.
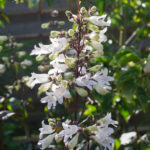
74 0 81 121
74 54 79 121
63 141 66 150
77 0 80 13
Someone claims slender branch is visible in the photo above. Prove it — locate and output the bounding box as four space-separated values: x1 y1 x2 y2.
77 0 80 13
78 99 86 124
63 141 66 150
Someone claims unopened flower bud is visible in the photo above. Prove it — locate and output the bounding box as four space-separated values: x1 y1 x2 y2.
38 65 45 72
85 125 97 134
89 65 101 72
38 82 52 95
65 10 72 19
61 80 68 88
41 22 50 29
36 55 45 61
48 118 56 126
75 87 88 97
62 43 70 51
91 6 97 13
64 72 74 80
65 57 77 68
50 31 60 38
55 134 63 143
17 51 26 58
49 53 59 60
88 24 99 32
57 21 65 27
80 7 87 15
57 74 62 81
68 29 75 36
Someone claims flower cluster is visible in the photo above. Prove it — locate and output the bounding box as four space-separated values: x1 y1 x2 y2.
29 5 117 150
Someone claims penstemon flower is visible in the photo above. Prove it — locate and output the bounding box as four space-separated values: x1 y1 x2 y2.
29 3 118 150
56 120 79 143
28 73 49 88
91 114 118 150
87 15 111 27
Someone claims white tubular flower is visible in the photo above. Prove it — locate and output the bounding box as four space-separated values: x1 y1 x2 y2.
30 43 52 56
0 110 15 120
39 121 55 139
91 41 104 56
38 121 55 150
0 64 6 74
92 113 118 150
100 113 118 127
40 92 57 109
92 126 115 150
52 84 71 104
51 54 66 63
56 121 79 143
48 63 68 75
30 38 68 56
82 45 93 53
41 84 71 109
48 54 69 75
38 134 55 150
50 38 68 54
99 27 107 43
88 32 99 41
76 73 97 90
28 73 49 88
120 132 137 145
88 15 111 26
79 66 87 74
21 59 32 66
92 68 114 95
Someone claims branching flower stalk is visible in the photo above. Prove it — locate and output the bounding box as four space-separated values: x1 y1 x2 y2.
29 3 118 150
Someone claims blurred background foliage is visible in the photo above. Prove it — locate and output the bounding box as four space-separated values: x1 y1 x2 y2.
0 0 150 150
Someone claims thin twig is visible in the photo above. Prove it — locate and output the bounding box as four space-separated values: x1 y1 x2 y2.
78 99 86 124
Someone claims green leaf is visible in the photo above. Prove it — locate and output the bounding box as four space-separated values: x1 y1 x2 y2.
118 105 130 122
118 53 140 66
114 139 121 150
84 104 96 116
